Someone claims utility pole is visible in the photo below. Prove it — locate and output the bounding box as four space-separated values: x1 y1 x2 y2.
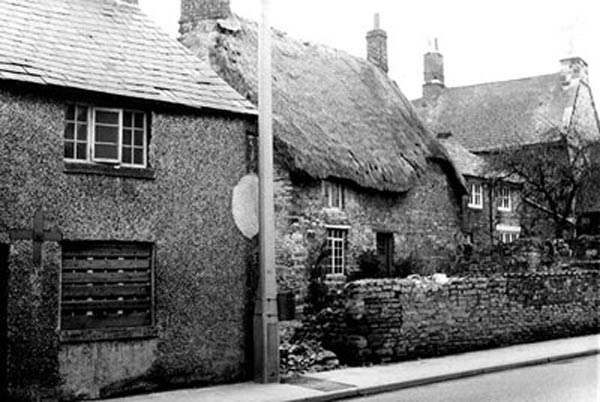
253 0 279 384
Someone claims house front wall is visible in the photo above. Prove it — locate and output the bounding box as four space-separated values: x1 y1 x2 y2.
0 87 256 400
274 161 463 307
462 177 522 249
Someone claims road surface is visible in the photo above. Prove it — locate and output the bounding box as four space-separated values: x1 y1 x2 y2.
348 355 599 402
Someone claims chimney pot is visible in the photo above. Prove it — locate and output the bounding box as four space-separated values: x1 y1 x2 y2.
423 38 445 100
366 13 388 74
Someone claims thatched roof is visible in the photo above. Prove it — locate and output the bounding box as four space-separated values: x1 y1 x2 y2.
0 0 255 115
413 74 579 152
182 17 464 193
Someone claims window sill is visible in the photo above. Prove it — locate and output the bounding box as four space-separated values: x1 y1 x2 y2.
467 204 483 210
64 162 156 180
498 208 512 212
59 326 158 344
323 207 346 214
325 274 347 281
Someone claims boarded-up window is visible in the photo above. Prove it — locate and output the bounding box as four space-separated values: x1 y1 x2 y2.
61 242 153 330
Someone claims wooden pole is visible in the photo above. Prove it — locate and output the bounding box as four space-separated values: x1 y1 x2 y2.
253 0 279 384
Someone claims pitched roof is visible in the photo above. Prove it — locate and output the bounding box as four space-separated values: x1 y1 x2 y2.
0 0 255 115
413 74 578 152
182 18 464 193
439 136 522 185
438 137 487 178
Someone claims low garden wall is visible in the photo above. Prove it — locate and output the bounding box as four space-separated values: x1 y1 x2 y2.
324 271 599 365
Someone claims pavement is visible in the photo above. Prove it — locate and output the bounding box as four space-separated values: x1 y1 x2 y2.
104 334 600 402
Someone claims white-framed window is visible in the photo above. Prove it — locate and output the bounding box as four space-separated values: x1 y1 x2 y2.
324 181 345 209
468 183 483 209
64 104 147 168
326 227 347 275
498 187 511 211
499 232 519 243
64 104 90 161
496 225 521 244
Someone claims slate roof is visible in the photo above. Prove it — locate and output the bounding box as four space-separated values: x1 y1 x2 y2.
182 18 465 193
412 74 578 152
0 0 255 115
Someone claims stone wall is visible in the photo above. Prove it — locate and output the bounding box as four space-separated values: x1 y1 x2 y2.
0 87 256 400
179 0 231 34
325 272 598 365
273 162 464 309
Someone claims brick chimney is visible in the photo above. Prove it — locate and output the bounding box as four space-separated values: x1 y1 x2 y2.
423 38 445 100
366 13 388 74
560 56 588 88
180 0 231 35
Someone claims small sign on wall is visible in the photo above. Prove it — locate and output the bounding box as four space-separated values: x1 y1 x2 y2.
232 174 259 239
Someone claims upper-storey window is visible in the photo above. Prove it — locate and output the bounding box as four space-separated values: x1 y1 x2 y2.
324 181 345 209
64 105 147 168
64 105 89 161
498 186 512 211
468 183 483 209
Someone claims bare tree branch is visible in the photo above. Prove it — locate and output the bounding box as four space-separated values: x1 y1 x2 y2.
485 125 600 238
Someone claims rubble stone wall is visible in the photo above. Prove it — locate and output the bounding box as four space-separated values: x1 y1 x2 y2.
326 272 599 365
273 162 464 310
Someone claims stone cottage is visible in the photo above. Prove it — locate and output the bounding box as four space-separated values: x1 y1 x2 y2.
180 0 467 302
413 45 600 238
438 134 522 249
0 0 259 400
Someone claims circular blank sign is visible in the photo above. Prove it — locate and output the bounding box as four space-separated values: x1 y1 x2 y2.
232 174 259 239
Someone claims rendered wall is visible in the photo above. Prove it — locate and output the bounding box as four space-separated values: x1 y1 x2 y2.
0 87 256 400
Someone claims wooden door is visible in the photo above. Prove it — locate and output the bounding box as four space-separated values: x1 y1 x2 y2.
376 233 394 276
0 244 8 401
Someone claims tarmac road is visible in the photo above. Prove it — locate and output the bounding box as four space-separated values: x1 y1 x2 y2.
348 355 599 402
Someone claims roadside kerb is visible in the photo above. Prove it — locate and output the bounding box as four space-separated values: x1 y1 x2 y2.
284 348 600 402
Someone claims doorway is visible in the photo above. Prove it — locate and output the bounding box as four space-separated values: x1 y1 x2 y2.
376 232 394 276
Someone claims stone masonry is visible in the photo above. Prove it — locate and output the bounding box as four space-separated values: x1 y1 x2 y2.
462 178 522 249
326 271 599 365
179 0 230 34
273 161 464 309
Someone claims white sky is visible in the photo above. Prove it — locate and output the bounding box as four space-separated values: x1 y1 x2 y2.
138 0 599 100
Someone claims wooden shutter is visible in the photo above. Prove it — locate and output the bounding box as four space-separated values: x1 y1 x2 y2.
61 242 153 330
